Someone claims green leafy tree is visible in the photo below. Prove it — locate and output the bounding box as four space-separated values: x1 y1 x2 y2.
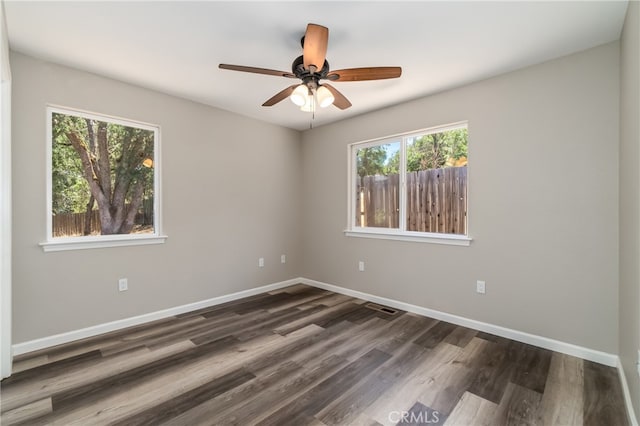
407 128 468 171
384 151 399 175
383 128 468 174
52 132 90 214
356 146 387 177
52 112 154 235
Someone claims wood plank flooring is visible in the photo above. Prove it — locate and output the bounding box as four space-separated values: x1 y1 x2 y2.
0 284 629 425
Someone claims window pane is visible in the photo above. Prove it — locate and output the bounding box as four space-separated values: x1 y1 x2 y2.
51 110 156 237
405 127 468 234
355 141 401 229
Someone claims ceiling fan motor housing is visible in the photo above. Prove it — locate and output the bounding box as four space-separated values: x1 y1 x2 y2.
292 55 330 89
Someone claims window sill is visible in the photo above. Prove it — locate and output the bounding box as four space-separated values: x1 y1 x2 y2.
344 229 472 246
40 234 168 252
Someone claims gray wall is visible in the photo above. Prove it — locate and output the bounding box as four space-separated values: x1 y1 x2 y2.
619 0 640 420
11 52 302 343
301 42 620 353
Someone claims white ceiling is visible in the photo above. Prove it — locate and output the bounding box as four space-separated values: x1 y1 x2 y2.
4 1 628 131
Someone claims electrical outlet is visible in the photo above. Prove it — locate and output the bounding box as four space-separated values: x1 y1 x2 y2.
358 261 365 272
258 257 264 268
281 254 286 264
476 280 486 294
118 278 128 292
637 350 640 378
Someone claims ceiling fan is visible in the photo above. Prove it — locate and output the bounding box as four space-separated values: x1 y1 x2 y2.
219 23 402 112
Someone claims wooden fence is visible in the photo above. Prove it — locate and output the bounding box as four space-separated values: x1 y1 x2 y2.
53 210 101 237
52 199 154 237
356 166 467 235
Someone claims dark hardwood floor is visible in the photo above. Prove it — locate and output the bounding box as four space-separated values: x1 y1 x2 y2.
0 284 629 425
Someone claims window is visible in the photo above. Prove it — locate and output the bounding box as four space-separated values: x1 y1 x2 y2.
41 106 166 251
347 122 470 245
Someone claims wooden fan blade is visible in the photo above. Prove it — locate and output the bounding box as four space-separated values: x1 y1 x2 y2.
323 84 352 110
326 67 402 82
219 64 295 78
303 24 328 72
262 85 299 107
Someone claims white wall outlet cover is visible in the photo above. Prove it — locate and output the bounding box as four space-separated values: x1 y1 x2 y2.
118 278 128 291
258 258 264 267
476 280 486 294
281 255 286 264
358 261 365 272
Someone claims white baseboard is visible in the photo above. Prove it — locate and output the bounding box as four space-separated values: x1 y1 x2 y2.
618 357 640 426
13 276 619 370
299 277 619 367
11 278 299 356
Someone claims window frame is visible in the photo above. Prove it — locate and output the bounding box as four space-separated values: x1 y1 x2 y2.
345 122 472 246
40 105 167 252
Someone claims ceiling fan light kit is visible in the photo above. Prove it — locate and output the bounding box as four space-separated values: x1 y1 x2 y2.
219 23 402 113
292 84 334 111
316 86 335 108
300 95 315 113
290 84 309 107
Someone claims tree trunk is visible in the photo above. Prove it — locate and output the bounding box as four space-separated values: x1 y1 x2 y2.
65 124 150 236
96 122 111 199
97 205 117 235
120 181 144 234
83 196 95 235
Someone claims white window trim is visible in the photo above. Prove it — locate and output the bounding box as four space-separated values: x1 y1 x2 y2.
345 121 471 246
40 234 167 252
344 229 471 246
41 105 167 252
